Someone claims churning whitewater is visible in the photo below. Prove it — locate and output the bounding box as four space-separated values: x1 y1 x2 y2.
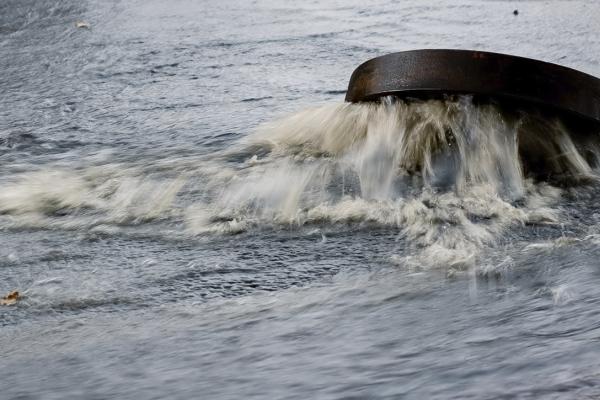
1 97 594 269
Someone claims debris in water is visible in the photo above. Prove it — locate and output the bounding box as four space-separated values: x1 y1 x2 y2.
75 21 90 29
513 9 519 16
1 290 20 306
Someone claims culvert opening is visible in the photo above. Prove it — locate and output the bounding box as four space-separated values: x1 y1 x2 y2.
341 49 600 189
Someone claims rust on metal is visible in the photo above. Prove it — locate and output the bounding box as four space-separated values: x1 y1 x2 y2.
345 49 600 127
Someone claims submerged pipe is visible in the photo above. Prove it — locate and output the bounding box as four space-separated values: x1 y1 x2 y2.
345 49 600 128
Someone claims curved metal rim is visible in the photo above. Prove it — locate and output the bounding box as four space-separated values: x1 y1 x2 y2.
345 49 600 127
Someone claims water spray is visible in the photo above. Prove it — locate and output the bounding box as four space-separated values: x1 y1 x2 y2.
344 49 600 181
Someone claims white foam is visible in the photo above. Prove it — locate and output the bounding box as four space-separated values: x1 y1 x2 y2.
0 166 186 229
2 98 595 269
186 98 593 267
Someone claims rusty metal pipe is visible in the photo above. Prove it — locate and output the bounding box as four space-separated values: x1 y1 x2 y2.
345 49 600 127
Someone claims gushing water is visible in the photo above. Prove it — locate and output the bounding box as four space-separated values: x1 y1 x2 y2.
4 2 600 398
0 97 596 268
187 97 595 267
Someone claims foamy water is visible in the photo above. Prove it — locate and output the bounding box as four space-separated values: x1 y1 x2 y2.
1 98 590 270
3 1 600 399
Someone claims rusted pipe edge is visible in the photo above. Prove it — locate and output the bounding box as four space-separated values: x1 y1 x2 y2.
345 49 600 127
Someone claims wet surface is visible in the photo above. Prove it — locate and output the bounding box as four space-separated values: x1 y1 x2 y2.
2 0 600 399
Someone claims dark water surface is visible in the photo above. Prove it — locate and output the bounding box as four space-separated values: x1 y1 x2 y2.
2 0 600 399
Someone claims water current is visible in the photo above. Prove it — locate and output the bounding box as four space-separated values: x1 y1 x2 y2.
2 0 600 399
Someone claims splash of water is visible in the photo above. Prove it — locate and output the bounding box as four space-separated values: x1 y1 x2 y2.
187 97 596 267
0 97 597 268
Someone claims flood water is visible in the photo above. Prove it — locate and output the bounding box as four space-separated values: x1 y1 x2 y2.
2 0 600 399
